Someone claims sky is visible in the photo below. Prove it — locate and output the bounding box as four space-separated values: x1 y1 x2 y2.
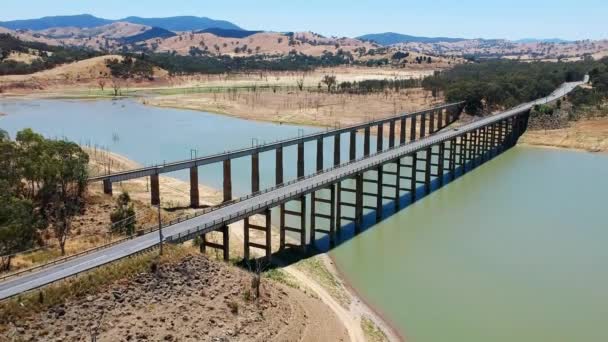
0 0 605 40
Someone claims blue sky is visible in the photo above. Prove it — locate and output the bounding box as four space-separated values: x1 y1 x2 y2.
1 0 605 40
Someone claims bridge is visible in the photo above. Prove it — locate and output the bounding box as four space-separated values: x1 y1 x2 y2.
0 79 584 300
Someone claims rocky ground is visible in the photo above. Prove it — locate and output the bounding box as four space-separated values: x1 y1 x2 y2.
1 254 348 342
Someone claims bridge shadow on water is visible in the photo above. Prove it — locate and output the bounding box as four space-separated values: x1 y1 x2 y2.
236 147 502 272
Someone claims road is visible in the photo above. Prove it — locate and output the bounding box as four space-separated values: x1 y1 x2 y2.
0 79 585 300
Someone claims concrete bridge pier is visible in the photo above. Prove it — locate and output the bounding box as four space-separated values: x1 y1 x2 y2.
400 117 407 145
410 153 418 202
223 159 232 202
389 120 396 148
410 115 417 142
448 138 457 181
316 138 324 172
243 209 271 262
151 174 160 206
438 142 446 187
334 134 341 166
424 148 432 195
394 159 402 210
364 127 370 156
189 166 199 208
103 179 113 196
310 186 336 248
349 131 357 161
297 142 305 178
354 173 364 233
281 196 306 251
252 151 260 193
200 224 229 261
420 113 427 138
377 123 384 151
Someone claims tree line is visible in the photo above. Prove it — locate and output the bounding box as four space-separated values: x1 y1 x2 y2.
0 34 99 76
0 129 89 270
421 59 592 114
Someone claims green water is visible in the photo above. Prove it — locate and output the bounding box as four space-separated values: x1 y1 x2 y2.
332 146 608 342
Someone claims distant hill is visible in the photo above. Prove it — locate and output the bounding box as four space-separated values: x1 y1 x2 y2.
0 14 242 32
121 16 242 32
0 14 113 30
122 27 176 44
197 28 262 39
514 38 572 44
358 32 467 45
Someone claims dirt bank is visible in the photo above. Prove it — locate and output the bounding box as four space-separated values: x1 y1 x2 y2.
520 117 608 152
1 252 348 341
146 87 440 129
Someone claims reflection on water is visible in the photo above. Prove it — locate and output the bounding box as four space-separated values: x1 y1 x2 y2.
332 146 608 342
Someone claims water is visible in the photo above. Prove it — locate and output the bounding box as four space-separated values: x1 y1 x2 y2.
332 146 608 342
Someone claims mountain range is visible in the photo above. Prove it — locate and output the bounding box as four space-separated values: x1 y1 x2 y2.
357 32 468 45
0 14 242 32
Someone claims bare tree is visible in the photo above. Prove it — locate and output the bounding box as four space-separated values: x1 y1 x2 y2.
111 78 122 97
97 79 106 92
247 258 268 301
296 77 305 91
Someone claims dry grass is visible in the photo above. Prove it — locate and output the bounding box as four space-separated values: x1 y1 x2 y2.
361 316 389 342
520 117 608 152
0 244 195 325
294 255 351 308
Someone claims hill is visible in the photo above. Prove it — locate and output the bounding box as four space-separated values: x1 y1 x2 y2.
0 14 112 30
122 27 176 44
358 32 467 45
121 16 242 31
515 38 572 44
197 28 262 39
0 14 242 32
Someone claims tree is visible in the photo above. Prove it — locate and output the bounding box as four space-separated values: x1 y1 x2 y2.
296 77 305 91
39 140 89 256
111 78 122 96
0 47 8 62
97 79 106 92
0 134 41 270
15 129 46 199
0 189 39 271
322 75 337 93
110 192 136 236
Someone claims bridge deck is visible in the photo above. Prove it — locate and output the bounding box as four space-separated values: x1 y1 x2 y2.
0 80 584 300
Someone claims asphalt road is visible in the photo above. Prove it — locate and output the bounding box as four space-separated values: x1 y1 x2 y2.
0 79 585 300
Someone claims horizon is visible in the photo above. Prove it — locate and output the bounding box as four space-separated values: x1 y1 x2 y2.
0 0 606 41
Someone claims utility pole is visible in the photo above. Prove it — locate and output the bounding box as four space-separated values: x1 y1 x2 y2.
157 201 163 256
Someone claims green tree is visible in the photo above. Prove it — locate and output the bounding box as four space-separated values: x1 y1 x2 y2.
0 187 40 271
110 192 136 236
39 140 89 256
15 128 46 199
322 75 337 93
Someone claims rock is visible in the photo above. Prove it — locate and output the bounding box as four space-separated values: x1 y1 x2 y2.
163 334 174 341
55 308 66 318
